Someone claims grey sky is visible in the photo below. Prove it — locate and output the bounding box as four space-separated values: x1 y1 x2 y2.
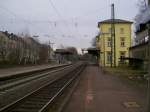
0 0 139 49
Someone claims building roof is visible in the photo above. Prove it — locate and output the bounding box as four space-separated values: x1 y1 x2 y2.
135 7 150 32
87 47 100 56
55 49 73 54
98 19 133 27
129 41 148 50
87 47 100 51
135 21 150 33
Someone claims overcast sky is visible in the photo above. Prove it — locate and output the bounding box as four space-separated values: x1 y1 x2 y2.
0 0 140 49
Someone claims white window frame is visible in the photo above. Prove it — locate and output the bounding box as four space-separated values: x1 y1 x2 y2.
108 28 112 33
107 51 112 63
107 37 111 47
120 37 125 47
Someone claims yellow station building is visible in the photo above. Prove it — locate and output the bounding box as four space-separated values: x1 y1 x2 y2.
97 19 133 67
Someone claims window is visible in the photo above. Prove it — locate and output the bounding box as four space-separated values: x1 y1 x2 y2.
120 37 125 47
120 51 126 59
108 28 112 33
120 51 126 63
96 36 100 42
120 51 126 62
107 37 111 47
120 28 124 34
107 51 112 63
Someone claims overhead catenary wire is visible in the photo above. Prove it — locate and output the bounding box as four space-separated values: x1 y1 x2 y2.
0 5 45 34
0 2 91 39
48 0 74 37
0 5 66 38
0 5 66 39
0 3 69 37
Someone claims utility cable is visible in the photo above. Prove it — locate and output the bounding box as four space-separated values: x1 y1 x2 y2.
48 0 74 37
0 5 46 34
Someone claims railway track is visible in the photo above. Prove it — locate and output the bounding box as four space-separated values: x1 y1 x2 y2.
0 64 72 92
0 64 72 87
0 63 80 108
0 63 77 109
0 62 86 112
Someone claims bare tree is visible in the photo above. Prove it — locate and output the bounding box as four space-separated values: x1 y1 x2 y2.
135 0 150 31
66 47 78 54
91 32 100 47
39 44 49 63
137 0 147 12
66 46 79 62
91 37 97 47
0 32 9 63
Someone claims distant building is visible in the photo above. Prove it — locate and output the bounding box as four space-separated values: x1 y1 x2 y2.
23 37 40 64
97 19 133 66
129 6 150 70
39 44 49 63
54 49 75 64
129 22 149 61
0 31 51 64
0 31 9 62
129 22 149 70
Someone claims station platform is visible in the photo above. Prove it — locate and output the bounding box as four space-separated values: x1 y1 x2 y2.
64 66 146 112
0 64 64 78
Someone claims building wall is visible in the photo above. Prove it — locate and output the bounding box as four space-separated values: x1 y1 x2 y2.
0 32 9 61
97 23 132 66
129 43 148 60
0 31 50 64
135 30 148 44
129 43 149 71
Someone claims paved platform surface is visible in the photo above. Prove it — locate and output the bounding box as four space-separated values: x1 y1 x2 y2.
64 66 146 112
0 64 61 78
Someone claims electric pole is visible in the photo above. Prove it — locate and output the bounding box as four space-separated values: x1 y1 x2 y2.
49 41 55 50
147 24 150 112
111 3 116 67
147 1 150 112
110 4 113 67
